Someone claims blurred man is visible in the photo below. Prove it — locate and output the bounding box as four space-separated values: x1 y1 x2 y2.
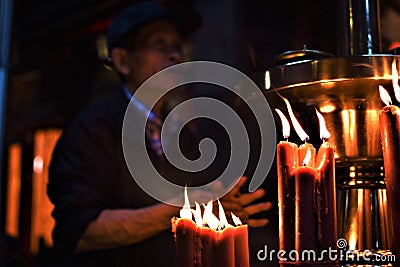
48 1 271 266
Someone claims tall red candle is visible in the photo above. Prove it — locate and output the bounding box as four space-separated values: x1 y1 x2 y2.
277 141 298 252
315 141 337 254
295 147 317 252
380 105 400 258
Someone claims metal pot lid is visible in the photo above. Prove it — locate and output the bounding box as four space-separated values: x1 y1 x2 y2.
264 54 400 111
273 48 335 66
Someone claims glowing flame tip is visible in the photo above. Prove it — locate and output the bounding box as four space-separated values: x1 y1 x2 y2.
379 85 392 107
231 212 242 226
275 109 290 139
392 59 400 102
180 187 192 219
316 109 331 140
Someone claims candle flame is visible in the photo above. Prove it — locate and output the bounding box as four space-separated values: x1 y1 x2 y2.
203 201 220 230
302 149 312 166
180 187 192 220
275 109 290 139
392 59 400 102
379 85 392 107
281 95 309 141
192 202 203 226
231 212 242 226
218 200 230 229
316 109 331 140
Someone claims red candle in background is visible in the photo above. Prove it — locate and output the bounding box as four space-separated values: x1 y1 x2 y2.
315 109 337 259
315 141 337 254
276 141 297 252
295 149 317 253
276 101 337 264
379 83 400 259
232 213 250 267
276 108 298 252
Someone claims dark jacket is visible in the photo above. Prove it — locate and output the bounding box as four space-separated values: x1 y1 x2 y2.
48 88 200 267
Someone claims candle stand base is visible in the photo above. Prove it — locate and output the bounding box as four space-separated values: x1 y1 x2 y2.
336 159 392 252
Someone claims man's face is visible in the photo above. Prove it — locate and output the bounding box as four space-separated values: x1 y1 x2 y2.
123 20 183 90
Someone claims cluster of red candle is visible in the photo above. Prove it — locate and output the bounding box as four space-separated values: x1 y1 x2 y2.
275 97 337 264
378 58 400 260
171 189 249 267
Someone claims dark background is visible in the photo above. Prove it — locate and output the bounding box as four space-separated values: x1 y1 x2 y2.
1 0 400 266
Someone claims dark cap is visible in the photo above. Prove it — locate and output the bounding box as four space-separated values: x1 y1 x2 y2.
107 1 202 53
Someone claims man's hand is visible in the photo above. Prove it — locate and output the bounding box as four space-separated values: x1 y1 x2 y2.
220 176 272 227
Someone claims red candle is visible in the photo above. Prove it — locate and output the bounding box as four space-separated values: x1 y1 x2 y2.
198 226 216 267
379 98 400 258
295 148 317 252
173 218 197 267
379 83 400 259
315 110 337 257
277 141 298 252
173 188 198 267
275 104 337 265
173 192 250 266
214 226 235 267
315 141 337 254
276 108 299 253
232 213 250 267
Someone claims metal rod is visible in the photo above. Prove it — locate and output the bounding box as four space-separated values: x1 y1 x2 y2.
337 0 382 56
0 0 14 231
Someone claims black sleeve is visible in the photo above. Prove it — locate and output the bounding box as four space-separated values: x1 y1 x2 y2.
47 116 116 257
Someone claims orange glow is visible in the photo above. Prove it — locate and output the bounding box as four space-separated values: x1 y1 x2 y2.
5 144 21 238
31 129 62 254
316 109 331 140
275 109 290 139
231 212 242 226
180 187 192 220
392 59 400 102
33 156 44 173
302 149 312 166
281 95 309 141
319 103 336 113
366 110 381 157
341 109 358 157
379 85 392 106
